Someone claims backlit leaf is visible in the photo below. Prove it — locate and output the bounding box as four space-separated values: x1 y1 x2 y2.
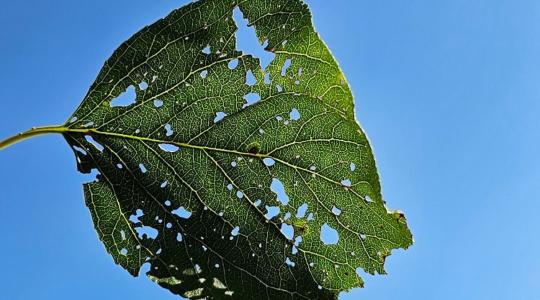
61 0 413 299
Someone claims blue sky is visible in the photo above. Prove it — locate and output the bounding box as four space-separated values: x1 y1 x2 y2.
1 0 540 299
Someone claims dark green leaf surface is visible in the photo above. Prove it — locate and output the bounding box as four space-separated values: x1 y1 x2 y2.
64 0 413 299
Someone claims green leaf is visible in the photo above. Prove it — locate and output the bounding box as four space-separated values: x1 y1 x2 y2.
20 0 414 298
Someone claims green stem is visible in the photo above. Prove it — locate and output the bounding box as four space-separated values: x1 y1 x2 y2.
0 125 69 150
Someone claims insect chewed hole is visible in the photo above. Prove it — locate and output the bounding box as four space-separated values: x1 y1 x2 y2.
280 223 294 240
332 206 342 216
172 207 192 219
341 179 352 187
264 205 280 220
135 226 158 239
262 157 275 166
139 163 147 173
228 58 239 70
84 135 104 152
285 257 296 267
365 195 373 203
350 162 356 171
230 226 240 238
296 203 308 218
154 99 164 108
200 70 208 78
289 108 301 121
82 121 95 128
139 81 148 90
110 85 137 107
236 190 244 199
72 145 87 156
129 209 144 224
164 124 174 136
281 58 292 76
270 178 289 205
214 112 227 123
242 92 260 107
320 223 339 245
245 70 257 86
159 143 179 153
232 7 275 70
202 45 211 54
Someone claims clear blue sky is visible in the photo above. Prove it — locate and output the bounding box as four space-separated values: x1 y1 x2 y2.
1 0 539 299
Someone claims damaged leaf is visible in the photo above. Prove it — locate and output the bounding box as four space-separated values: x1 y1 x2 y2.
1 0 413 299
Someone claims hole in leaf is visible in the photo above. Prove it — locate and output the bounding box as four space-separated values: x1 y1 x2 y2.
159 143 179 152
139 81 148 90
236 190 244 199
243 92 260 107
332 206 342 216
281 223 294 240
172 207 192 219
245 70 256 86
139 163 147 173
270 178 289 205
232 7 275 69
341 179 352 187
72 145 87 155
154 99 164 108
202 45 211 54
320 223 339 245
265 205 280 219
231 226 240 236
214 112 227 123
296 203 308 218
284 212 291 220
285 257 296 267
129 209 144 223
281 59 292 76
228 58 239 69
82 121 95 128
350 162 356 171
177 232 183 242
135 226 158 239
165 124 174 136
263 158 275 166
289 108 300 121
84 135 104 152
200 70 208 78
110 85 136 107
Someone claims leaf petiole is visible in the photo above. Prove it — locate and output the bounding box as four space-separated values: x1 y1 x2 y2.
0 125 69 150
